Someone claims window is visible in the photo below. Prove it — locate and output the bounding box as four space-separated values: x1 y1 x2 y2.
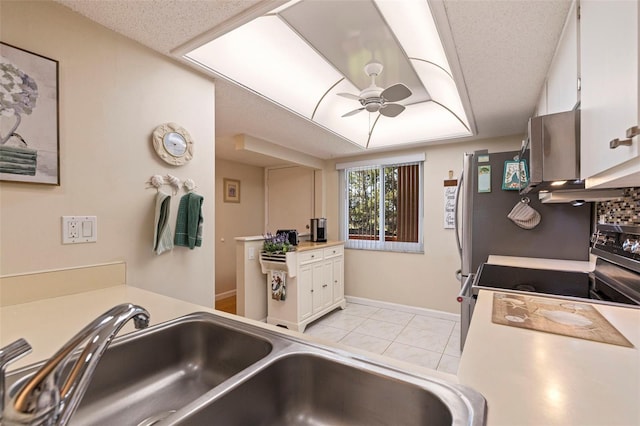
338 155 424 252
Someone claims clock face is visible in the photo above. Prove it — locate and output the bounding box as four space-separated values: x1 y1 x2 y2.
152 123 193 166
163 132 187 157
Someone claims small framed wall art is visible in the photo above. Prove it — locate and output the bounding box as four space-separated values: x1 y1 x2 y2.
223 178 240 203
0 42 60 185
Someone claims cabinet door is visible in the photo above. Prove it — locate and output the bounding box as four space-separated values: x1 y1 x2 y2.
321 261 334 309
546 0 578 114
581 0 639 179
311 262 324 313
298 265 313 320
332 256 344 303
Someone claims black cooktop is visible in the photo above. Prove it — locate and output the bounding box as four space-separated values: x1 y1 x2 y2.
472 263 591 298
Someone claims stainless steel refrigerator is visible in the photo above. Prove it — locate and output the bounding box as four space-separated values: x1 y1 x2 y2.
454 150 592 349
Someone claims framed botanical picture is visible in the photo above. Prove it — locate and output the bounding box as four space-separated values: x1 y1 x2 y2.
0 42 60 185
223 178 240 203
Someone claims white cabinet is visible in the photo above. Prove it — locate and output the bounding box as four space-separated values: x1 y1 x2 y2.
324 246 344 305
265 244 346 332
535 1 579 116
546 0 579 114
580 0 640 187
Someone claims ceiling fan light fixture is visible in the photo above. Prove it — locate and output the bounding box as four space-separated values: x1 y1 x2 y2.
365 103 381 113
182 0 473 149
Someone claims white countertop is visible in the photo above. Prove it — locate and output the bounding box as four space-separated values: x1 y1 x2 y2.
0 286 224 370
458 290 640 426
487 254 596 272
0 285 456 385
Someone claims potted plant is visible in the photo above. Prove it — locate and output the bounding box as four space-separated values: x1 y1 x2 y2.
263 232 294 254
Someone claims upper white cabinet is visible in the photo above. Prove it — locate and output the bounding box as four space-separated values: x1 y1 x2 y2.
546 1 579 115
535 1 579 117
580 0 639 187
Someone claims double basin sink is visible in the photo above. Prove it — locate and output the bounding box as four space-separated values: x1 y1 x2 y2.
6 312 486 425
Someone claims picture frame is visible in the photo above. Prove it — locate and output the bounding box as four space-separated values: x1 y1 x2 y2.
223 178 240 203
1 42 60 185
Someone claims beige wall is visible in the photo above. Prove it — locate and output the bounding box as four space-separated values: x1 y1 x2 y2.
325 135 523 314
0 1 216 306
215 159 265 295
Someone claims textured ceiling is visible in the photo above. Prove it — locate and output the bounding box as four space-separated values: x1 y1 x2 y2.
55 0 573 165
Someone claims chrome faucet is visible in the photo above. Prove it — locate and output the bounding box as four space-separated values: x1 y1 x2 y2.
0 303 150 425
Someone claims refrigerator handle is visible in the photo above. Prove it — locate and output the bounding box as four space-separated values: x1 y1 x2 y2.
457 274 475 303
454 170 464 257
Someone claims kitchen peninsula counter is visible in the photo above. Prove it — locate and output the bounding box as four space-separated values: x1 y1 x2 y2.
0 285 220 371
458 289 640 426
1 283 455 385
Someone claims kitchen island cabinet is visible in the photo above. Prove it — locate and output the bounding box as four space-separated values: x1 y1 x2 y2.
458 290 640 426
262 241 346 333
580 0 639 188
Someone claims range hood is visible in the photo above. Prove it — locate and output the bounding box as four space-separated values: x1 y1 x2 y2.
519 110 583 194
538 188 625 205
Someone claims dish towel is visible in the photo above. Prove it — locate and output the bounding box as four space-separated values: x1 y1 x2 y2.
271 270 286 301
174 192 204 249
153 190 174 255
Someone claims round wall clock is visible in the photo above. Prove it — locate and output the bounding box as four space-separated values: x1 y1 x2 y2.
152 123 194 166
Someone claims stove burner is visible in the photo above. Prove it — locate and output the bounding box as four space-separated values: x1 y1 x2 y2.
515 284 536 292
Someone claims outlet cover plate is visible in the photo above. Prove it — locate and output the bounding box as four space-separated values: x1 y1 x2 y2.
62 216 97 244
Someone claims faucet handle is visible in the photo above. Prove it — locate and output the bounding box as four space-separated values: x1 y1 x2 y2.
1 338 32 419
0 338 32 371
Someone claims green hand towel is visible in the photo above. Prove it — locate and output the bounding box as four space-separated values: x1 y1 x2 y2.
153 190 173 255
175 193 204 249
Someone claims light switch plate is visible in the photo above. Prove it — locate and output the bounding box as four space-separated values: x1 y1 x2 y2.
62 216 97 244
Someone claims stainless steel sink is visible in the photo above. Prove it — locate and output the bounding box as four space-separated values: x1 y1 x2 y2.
170 353 468 426
6 312 486 426
6 314 273 426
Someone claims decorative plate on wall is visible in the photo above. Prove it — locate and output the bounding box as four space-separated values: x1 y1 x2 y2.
152 123 193 166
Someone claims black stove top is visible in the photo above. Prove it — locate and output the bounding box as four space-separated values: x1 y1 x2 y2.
472 263 590 298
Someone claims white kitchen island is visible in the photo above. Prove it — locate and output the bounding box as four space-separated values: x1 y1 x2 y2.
260 241 346 332
458 289 640 426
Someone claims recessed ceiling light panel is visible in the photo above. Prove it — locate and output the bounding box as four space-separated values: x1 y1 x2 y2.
183 0 474 150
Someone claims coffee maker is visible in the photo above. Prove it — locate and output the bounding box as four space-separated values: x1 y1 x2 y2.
310 218 327 242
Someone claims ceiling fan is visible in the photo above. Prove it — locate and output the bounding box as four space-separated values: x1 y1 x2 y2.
338 61 412 118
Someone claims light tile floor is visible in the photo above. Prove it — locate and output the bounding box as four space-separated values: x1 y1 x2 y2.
304 302 462 375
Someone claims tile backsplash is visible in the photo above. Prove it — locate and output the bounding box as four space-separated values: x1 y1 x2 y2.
597 188 640 225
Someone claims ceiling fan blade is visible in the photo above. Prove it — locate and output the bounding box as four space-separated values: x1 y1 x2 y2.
342 107 365 117
381 83 412 102
337 92 362 101
380 103 405 118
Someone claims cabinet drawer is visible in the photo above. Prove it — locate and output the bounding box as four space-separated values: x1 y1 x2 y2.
323 245 343 258
299 249 323 264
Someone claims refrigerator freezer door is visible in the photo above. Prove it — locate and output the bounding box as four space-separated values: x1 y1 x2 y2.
459 152 476 277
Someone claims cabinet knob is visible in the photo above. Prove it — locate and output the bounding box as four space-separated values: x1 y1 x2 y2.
627 125 640 139
610 138 633 149
322 284 328 288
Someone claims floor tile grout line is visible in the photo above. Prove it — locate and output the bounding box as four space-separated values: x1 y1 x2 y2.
310 303 462 373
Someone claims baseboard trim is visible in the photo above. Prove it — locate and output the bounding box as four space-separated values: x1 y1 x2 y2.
345 295 461 322
215 289 237 301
